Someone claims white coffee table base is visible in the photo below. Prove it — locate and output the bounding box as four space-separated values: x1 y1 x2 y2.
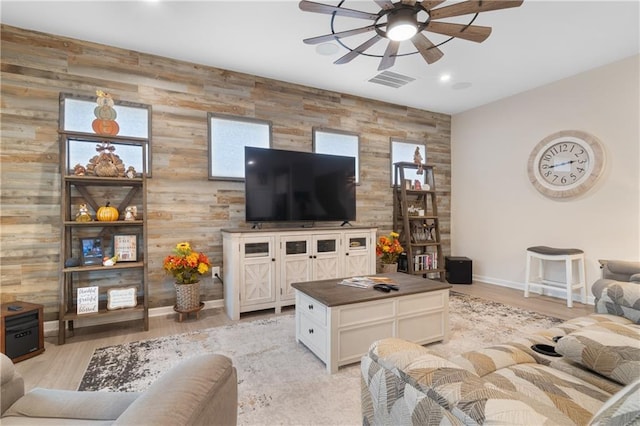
295 288 449 373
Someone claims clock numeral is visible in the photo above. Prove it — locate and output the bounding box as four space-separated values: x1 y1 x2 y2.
570 173 577 181
544 171 552 177
577 167 585 174
574 149 585 157
561 176 567 184
542 154 552 162
578 159 587 164
551 174 559 182
559 143 569 152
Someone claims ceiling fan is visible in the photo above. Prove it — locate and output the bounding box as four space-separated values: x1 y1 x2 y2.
299 0 524 71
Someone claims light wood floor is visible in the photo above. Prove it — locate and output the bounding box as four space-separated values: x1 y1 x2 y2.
14 281 593 393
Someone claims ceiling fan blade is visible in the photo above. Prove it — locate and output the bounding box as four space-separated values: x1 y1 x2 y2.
401 0 417 5
430 1 524 20
419 1 446 11
411 33 444 64
303 25 378 45
426 21 492 43
378 41 400 71
335 35 383 65
374 0 395 10
299 0 379 20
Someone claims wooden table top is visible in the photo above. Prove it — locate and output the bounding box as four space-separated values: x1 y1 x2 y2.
291 273 451 307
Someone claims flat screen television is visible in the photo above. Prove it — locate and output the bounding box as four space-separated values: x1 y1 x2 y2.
244 147 356 224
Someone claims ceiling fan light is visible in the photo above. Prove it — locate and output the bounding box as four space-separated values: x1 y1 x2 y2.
388 23 417 41
387 8 418 41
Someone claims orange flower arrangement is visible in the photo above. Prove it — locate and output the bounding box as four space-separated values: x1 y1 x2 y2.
376 231 404 264
163 242 211 284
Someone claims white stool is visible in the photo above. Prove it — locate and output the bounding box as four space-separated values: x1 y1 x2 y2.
525 246 586 308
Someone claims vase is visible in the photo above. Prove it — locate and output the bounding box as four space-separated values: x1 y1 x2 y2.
380 263 398 274
174 281 200 311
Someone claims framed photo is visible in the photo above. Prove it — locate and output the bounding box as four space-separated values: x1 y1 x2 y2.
113 234 138 262
77 286 99 314
107 286 137 310
80 237 103 266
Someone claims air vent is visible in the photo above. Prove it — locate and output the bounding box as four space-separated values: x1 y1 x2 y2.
368 71 415 88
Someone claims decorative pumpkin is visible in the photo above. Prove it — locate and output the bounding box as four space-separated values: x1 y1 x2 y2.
91 118 120 136
94 105 117 120
96 202 119 222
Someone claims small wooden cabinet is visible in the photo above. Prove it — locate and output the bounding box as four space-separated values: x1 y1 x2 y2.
1 301 45 362
222 227 377 320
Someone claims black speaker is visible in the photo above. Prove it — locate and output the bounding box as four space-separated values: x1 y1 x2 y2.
445 256 472 284
4 311 40 360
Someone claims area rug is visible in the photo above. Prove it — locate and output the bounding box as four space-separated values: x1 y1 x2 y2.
79 291 562 425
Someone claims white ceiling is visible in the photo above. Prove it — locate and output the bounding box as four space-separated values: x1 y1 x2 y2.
1 0 639 114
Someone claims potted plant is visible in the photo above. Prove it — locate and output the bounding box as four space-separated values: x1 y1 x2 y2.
376 231 404 273
163 242 211 311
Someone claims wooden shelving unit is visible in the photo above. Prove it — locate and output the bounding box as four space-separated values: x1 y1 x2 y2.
58 133 149 344
393 162 445 281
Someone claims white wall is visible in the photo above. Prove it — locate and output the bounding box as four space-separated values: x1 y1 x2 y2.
451 55 639 302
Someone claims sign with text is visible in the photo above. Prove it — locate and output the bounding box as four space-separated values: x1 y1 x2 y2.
77 286 99 314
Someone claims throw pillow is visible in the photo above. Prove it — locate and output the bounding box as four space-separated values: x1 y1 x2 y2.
555 322 640 386
589 379 640 425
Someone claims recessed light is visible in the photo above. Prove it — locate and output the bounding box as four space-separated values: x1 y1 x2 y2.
316 43 339 56
439 74 451 82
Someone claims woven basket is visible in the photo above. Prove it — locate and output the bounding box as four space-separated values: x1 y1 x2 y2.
380 263 398 274
174 281 200 311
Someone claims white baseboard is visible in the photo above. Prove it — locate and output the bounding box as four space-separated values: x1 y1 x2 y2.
44 299 225 335
473 274 595 305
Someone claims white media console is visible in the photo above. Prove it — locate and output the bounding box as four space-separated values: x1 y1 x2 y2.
221 226 377 320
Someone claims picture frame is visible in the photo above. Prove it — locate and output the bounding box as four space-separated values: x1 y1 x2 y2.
107 286 138 310
113 234 138 262
77 286 99 314
80 237 103 266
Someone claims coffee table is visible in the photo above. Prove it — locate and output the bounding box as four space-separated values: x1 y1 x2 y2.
291 273 451 373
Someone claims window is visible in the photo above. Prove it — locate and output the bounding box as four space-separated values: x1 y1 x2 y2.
313 128 360 184
208 114 271 180
59 93 151 176
390 139 427 186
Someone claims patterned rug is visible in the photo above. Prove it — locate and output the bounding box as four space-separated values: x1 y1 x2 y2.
79 291 563 425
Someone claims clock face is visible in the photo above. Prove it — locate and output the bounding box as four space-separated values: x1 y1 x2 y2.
538 140 591 187
528 131 605 199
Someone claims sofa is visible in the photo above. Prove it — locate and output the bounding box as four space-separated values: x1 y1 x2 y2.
1 352 238 425
592 259 640 323
362 312 639 424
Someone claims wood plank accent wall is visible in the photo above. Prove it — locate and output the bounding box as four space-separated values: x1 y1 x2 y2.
0 25 451 320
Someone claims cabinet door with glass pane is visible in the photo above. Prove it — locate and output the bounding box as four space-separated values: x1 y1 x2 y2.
240 236 276 308
312 233 342 280
280 235 312 304
344 232 373 277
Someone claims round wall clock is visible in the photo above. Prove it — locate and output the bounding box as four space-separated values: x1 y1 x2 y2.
527 130 605 199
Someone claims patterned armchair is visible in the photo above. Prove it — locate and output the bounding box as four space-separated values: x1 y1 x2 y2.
592 259 640 323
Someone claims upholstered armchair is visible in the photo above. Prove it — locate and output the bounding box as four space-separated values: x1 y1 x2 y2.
1 352 238 425
592 259 640 323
